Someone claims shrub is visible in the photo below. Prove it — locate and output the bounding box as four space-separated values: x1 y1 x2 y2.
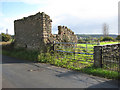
1 33 11 42
116 35 120 41
78 39 84 43
99 36 103 41
101 36 114 41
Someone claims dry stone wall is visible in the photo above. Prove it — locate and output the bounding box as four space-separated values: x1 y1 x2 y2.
94 44 120 69
14 12 78 51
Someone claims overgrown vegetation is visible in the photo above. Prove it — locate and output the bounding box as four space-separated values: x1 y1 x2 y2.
116 35 120 41
0 33 11 42
80 66 119 79
101 36 115 41
2 42 120 80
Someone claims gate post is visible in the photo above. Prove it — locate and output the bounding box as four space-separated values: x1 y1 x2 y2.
94 45 103 68
53 41 55 51
118 44 120 73
118 43 120 86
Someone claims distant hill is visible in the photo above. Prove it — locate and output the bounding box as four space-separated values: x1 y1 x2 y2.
76 34 118 39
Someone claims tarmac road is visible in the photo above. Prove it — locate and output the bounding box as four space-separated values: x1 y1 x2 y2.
2 55 119 88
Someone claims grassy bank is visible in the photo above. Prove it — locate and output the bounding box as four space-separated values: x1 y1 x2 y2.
2 48 39 61
2 46 119 80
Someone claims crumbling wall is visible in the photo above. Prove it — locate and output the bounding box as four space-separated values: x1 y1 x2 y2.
14 12 78 51
14 12 52 51
55 26 78 43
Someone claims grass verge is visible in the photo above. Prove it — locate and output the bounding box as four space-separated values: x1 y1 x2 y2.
2 48 39 61
79 66 119 80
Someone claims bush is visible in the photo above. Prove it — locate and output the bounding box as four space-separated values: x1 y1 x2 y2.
78 39 84 43
101 36 114 41
1 33 11 42
116 35 120 41
99 36 103 41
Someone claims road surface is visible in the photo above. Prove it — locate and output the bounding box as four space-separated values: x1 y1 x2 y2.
2 55 119 88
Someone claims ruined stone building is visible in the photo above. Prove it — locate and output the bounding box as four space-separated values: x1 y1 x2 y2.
14 12 78 51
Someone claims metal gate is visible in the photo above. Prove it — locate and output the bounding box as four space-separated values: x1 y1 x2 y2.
53 42 98 68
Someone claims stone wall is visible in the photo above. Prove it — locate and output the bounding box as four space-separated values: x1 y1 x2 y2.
14 12 52 51
55 26 78 43
14 12 78 51
94 44 120 69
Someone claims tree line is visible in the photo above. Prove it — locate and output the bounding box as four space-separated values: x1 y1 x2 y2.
0 32 120 42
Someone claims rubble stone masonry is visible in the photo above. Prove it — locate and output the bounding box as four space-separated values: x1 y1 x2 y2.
14 12 78 51
94 44 120 68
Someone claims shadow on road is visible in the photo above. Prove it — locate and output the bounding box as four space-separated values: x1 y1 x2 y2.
87 80 120 88
56 70 120 88
2 55 36 64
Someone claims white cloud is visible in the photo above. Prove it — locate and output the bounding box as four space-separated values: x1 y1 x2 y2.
36 0 119 18
0 0 119 35
1 0 119 19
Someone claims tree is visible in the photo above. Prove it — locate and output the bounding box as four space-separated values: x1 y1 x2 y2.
1 33 11 42
103 23 109 37
116 35 120 41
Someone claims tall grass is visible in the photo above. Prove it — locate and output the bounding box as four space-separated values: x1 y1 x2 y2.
2 48 40 61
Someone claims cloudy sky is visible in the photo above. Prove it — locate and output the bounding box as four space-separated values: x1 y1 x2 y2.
0 0 119 35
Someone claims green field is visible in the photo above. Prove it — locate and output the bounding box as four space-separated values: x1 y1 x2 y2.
77 41 119 47
100 41 119 45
